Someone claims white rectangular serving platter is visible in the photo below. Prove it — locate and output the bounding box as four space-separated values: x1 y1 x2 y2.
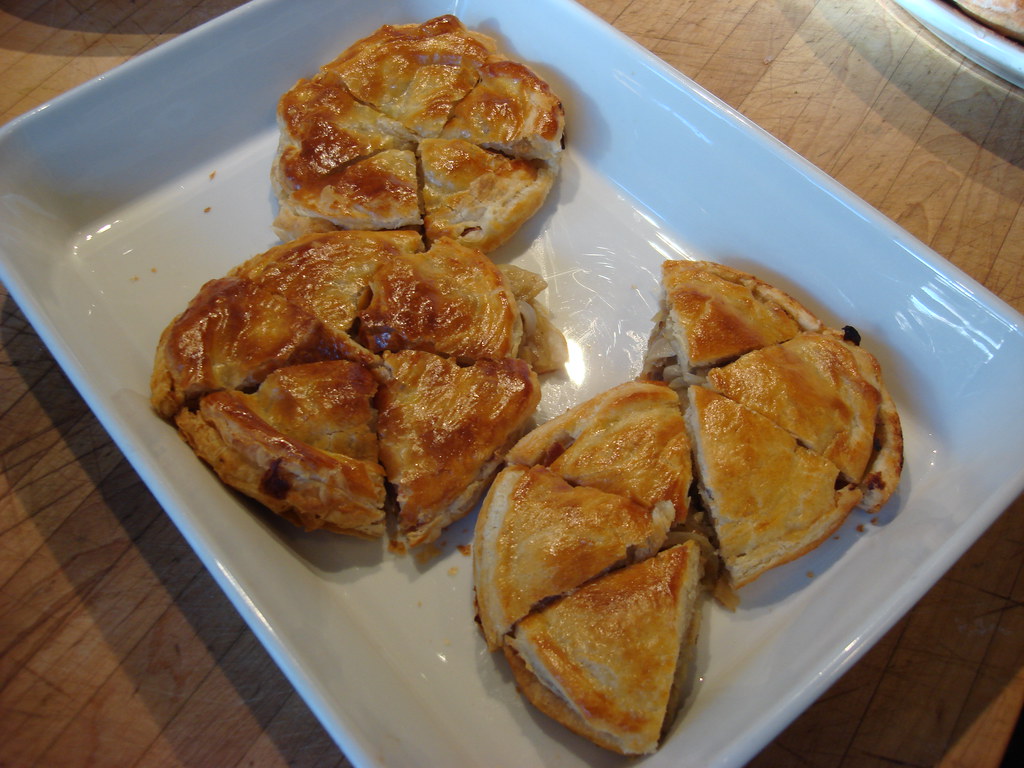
2 1 1024 766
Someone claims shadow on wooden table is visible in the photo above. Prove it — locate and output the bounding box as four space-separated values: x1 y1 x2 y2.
1 0 250 53
746 487 1024 768
0 290 350 767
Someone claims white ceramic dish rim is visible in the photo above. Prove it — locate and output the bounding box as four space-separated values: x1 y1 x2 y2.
892 0 1024 89
1 1 1023 766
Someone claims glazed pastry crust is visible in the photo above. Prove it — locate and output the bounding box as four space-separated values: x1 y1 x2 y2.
150 275 353 419
504 542 703 756
272 75 420 233
706 332 882 484
376 351 541 548
419 138 556 253
505 380 692 523
686 386 862 588
440 58 565 163
644 259 822 376
325 15 498 136
231 230 424 339
473 464 673 650
175 366 386 537
358 236 522 361
272 15 564 252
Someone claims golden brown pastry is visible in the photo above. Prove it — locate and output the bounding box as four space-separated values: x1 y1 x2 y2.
376 351 541 548
643 259 822 380
505 380 692 523
706 329 904 515
504 541 703 755
150 275 354 419
419 138 557 253
473 464 674 650
272 74 420 237
232 229 423 343
950 0 1024 42
174 361 386 537
705 331 882 484
686 386 862 588
272 15 564 251
642 259 904 519
324 14 497 137
440 59 565 163
357 236 522 361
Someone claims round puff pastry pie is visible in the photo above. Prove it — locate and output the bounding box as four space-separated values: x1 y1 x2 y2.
152 230 556 546
473 259 903 754
273 15 565 252
643 259 904 591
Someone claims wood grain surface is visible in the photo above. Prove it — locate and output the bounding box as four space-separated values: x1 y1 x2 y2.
2 1 1023 766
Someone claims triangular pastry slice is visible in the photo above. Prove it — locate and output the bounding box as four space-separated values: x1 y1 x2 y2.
419 138 557 253
706 331 883 484
150 275 356 419
232 230 424 340
174 361 386 537
504 541 703 756
326 15 497 137
473 464 673 650
357 236 522 362
440 58 565 163
282 148 421 232
376 351 540 548
272 75 420 237
686 386 862 588
643 259 823 381
505 380 692 523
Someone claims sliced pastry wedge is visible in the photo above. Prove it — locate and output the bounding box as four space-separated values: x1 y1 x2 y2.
504 541 704 756
643 259 822 382
440 58 565 163
174 361 386 537
705 330 903 511
505 380 692 523
150 276 356 419
376 351 541 549
324 14 496 137
473 464 674 650
357 236 522 361
419 138 557 253
272 74 420 237
686 386 862 589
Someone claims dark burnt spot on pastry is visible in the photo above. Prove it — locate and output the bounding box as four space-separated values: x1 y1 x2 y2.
863 471 886 492
842 325 861 345
260 458 292 499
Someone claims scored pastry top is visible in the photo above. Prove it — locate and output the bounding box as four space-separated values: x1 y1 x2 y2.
272 14 565 252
